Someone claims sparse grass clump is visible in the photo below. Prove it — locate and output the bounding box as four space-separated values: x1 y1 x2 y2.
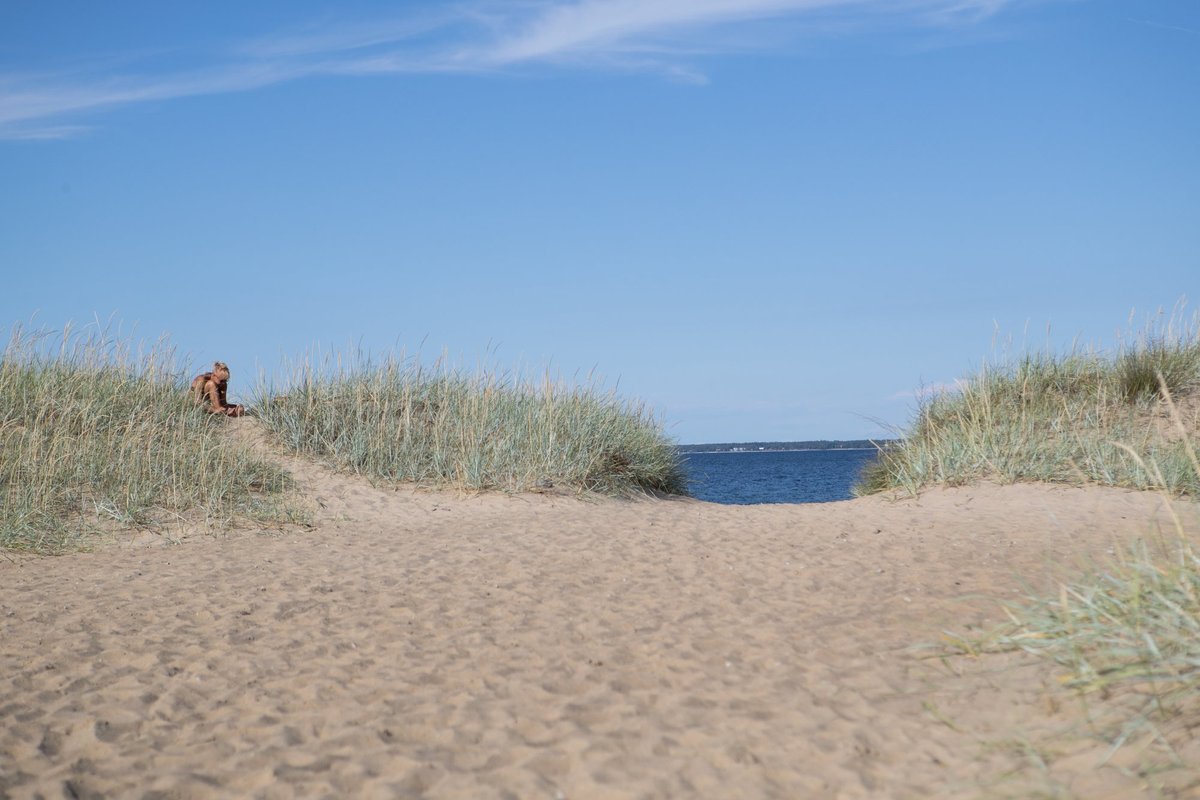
943 522 1200 789
1118 335 1200 403
255 353 687 496
906 313 1200 787
856 314 1200 497
1004 534 1200 726
0 326 294 553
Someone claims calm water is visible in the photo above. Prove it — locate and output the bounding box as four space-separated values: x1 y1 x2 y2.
682 449 879 505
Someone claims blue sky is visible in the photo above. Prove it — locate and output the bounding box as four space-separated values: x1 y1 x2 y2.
2 0 1197 443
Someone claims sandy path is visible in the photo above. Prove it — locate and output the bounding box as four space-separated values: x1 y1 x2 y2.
2 426 1197 798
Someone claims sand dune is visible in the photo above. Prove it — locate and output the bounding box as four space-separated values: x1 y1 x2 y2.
2 423 1197 798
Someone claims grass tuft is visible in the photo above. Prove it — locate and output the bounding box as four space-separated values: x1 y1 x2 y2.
254 352 687 497
944 528 1200 789
1001 538 1199 704
1118 336 1200 402
0 324 297 553
932 357 1200 788
855 312 1200 497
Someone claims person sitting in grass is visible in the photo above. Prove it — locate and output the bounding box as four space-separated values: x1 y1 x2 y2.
191 361 245 417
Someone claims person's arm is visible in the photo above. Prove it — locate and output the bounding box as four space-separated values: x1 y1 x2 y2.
204 380 228 414
216 383 242 416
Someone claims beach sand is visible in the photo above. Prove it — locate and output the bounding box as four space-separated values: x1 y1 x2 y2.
2 424 1197 798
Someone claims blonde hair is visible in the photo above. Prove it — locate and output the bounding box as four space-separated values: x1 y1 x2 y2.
213 361 229 373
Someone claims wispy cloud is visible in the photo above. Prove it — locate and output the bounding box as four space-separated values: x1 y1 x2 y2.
234 13 458 59
889 379 967 401
0 0 1022 140
1125 17 1200 37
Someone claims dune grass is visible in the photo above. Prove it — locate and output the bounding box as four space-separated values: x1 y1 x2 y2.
944 495 1200 788
856 315 1200 497
894 315 1200 786
253 352 687 497
997 533 1199 771
0 325 296 553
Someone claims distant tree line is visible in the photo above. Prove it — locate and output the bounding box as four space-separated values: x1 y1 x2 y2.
677 439 897 454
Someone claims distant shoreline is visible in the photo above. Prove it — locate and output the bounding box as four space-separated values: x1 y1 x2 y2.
681 447 881 455
678 440 896 455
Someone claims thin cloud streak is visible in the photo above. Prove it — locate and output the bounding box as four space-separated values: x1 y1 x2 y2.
482 0 1019 63
0 124 91 141
482 0 847 63
234 12 461 59
0 62 321 133
888 380 967 401
0 0 1023 140
1125 17 1200 37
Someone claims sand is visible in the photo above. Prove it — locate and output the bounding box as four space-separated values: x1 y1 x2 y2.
2 425 1198 798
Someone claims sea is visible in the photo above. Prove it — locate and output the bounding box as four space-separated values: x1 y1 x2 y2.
682 449 880 505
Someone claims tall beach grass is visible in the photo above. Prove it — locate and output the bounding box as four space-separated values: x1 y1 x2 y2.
898 313 1200 785
946 412 1200 787
254 352 687 497
856 313 1200 497
0 325 295 553
995 533 1200 781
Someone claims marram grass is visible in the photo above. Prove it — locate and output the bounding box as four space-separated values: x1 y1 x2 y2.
1 328 684 553
1001 534 1200 723
254 353 687 497
0 326 296 553
856 315 1200 497
911 316 1200 787
944 514 1200 787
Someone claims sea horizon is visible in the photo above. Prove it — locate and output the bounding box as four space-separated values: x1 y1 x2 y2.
682 447 881 505
677 438 897 455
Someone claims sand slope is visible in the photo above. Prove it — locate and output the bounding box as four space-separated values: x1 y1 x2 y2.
2 424 1197 798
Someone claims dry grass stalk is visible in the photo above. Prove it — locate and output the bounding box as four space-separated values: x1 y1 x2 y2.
0 324 297 553
253 351 687 497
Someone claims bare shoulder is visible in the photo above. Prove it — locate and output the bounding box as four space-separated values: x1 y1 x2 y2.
191 373 216 398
